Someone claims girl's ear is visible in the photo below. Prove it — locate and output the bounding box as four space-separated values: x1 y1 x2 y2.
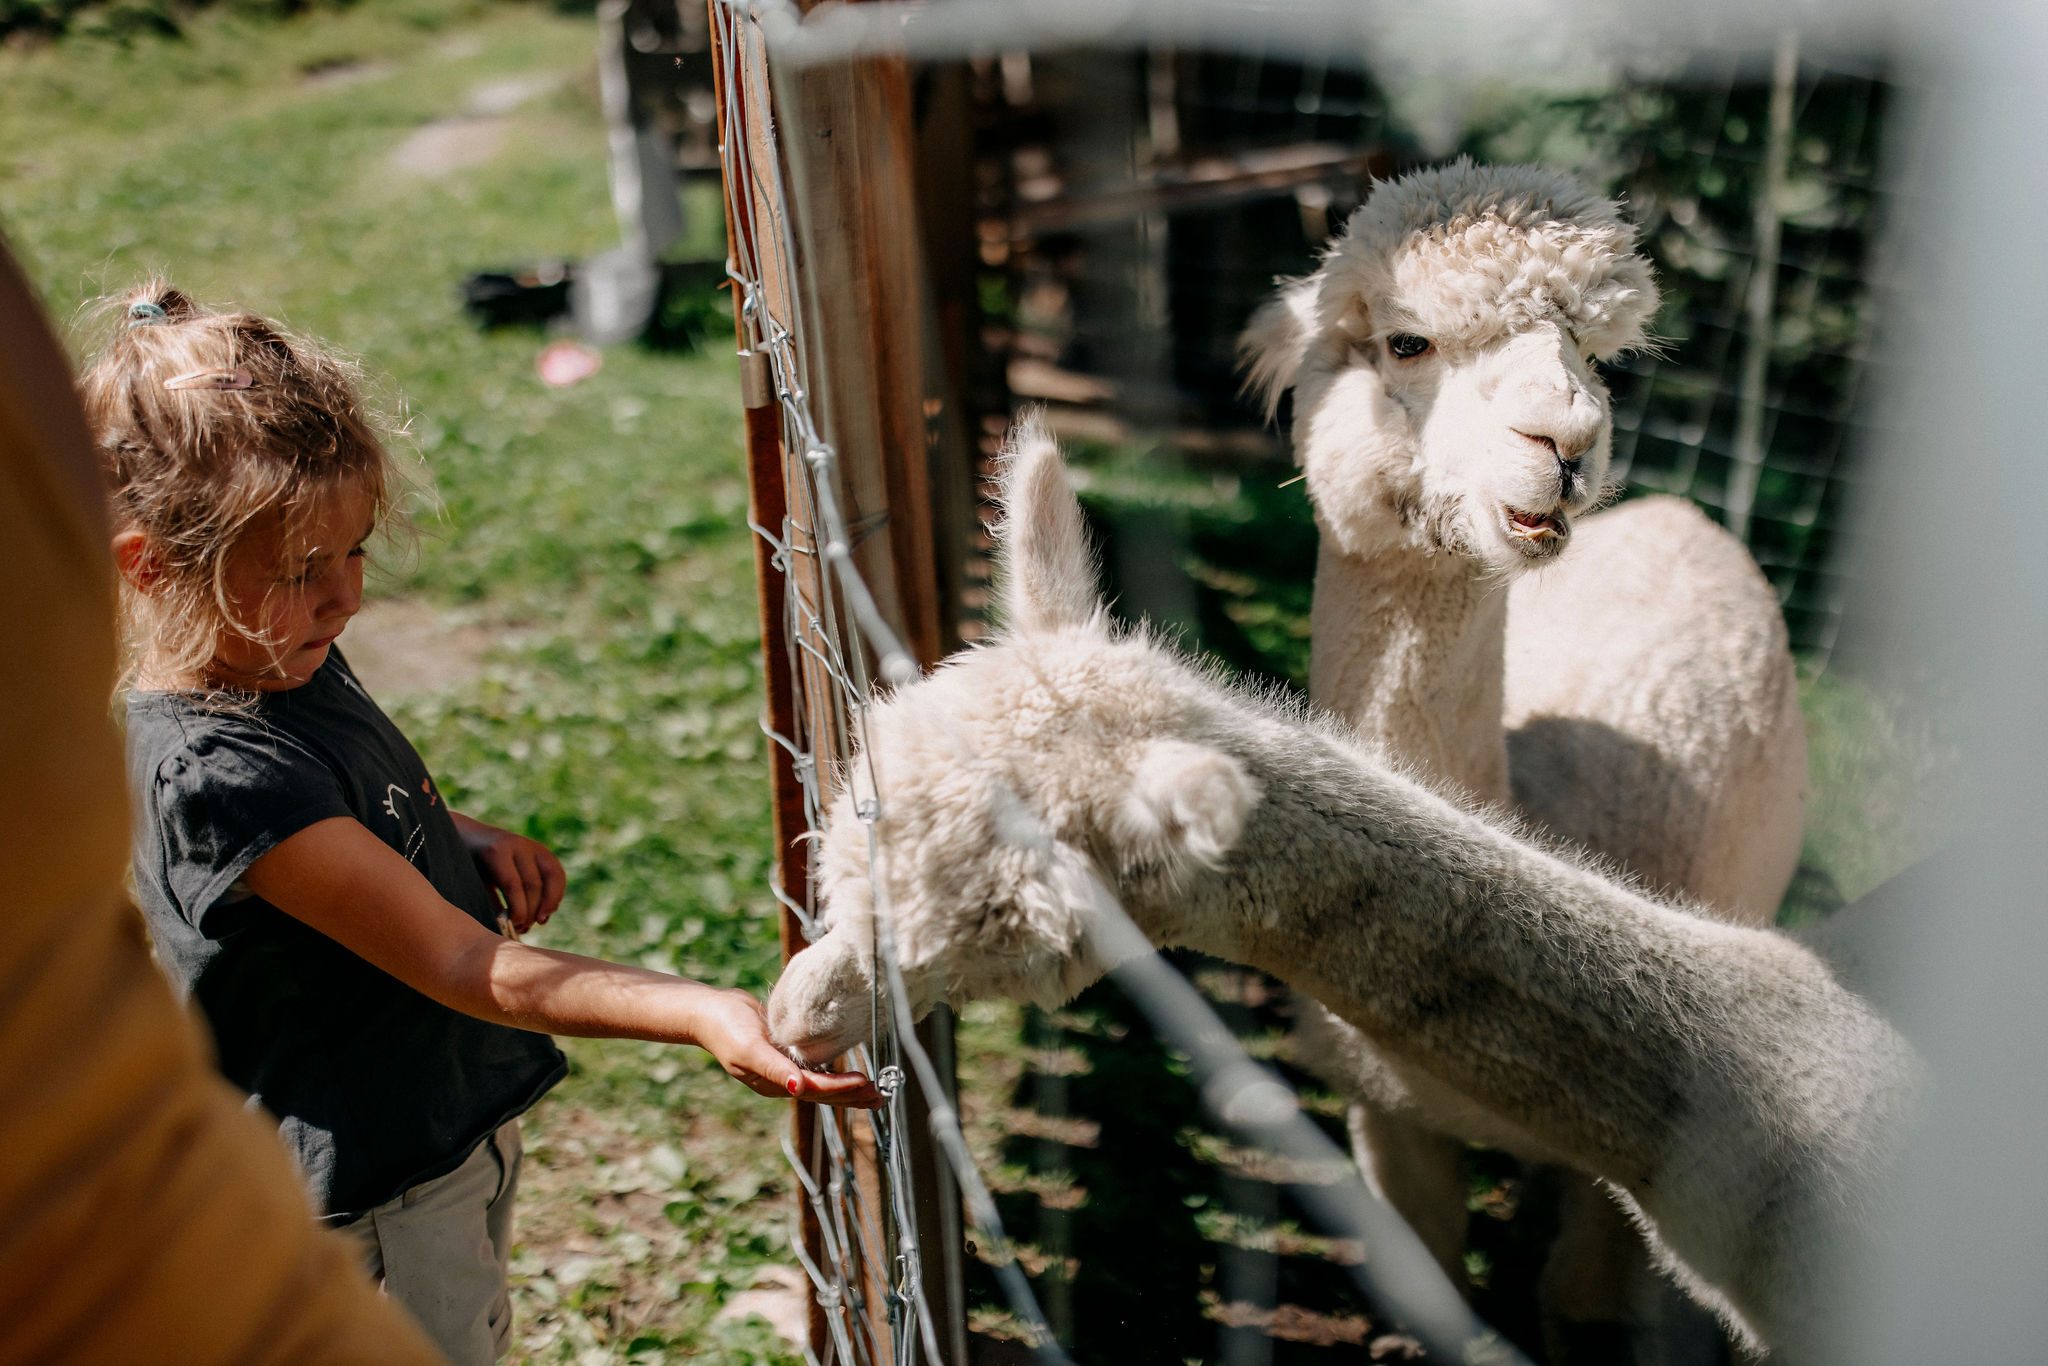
111 529 163 594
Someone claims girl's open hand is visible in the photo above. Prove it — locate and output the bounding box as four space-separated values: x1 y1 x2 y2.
691 987 884 1109
452 813 565 934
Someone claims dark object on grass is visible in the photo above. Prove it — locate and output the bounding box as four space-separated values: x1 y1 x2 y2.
642 259 730 351
459 258 726 352
460 263 574 331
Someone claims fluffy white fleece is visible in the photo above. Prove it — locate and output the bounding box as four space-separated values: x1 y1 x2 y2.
767 424 1913 1358
1330 160 1659 354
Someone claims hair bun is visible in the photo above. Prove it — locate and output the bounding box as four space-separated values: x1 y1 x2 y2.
124 285 200 327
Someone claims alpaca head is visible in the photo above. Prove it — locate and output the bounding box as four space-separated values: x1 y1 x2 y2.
769 421 1262 1065
1241 160 1660 569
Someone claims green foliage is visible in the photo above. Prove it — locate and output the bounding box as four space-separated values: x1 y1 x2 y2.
1461 64 1891 650
1061 439 1318 690
1 0 356 42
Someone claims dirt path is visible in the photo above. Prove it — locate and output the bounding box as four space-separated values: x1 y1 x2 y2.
342 597 494 699
387 70 569 180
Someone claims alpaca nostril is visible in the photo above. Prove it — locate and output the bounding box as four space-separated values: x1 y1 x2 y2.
1518 428 1593 465
1514 429 1593 500
1557 454 1586 500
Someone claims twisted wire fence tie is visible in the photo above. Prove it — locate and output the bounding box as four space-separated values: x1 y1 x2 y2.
754 720 806 768
792 633 856 691
787 1214 836 1293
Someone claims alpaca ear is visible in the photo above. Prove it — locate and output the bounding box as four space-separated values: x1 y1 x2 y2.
1596 250 1663 357
994 413 1106 635
1113 738 1260 876
1238 275 1322 422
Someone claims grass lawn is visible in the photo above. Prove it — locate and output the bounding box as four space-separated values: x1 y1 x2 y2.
3 2 803 1358
3 5 1947 1360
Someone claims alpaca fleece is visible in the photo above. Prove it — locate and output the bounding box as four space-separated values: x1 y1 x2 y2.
769 423 1913 1357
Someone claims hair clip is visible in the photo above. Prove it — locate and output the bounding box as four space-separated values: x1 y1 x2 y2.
163 367 256 392
127 301 170 326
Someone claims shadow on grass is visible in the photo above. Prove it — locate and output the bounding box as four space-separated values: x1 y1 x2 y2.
965 957 1406 1365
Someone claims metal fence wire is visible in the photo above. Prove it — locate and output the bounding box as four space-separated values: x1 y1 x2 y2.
709 2 1540 1362
711 5 1062 1361
970 41 1893 666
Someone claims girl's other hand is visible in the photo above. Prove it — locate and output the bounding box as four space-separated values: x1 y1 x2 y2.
692 987 884 1109
452 813 565 934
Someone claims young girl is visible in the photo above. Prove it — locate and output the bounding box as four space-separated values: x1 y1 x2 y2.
88 284 878 1366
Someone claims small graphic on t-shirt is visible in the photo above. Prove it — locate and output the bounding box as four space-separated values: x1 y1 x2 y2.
380 783 428 866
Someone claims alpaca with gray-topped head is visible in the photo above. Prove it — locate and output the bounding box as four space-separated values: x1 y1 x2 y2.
768 425 1910 1357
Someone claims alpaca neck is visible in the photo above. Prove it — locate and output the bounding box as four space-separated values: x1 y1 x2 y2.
1165 734 1912 1345
1199 764 1677 1184
1167 721 1897 1205
1309 538 1510 804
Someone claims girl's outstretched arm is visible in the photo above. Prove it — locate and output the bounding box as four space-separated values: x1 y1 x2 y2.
241 815 881 1109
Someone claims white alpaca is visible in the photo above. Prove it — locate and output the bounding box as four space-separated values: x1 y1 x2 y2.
1239 160 1807 1346
767 426 1913 1358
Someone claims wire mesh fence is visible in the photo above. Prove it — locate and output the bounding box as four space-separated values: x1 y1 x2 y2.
710 5 1930 1363
711 5 1062 1360
710 3 1548 1362
969 42 1894 666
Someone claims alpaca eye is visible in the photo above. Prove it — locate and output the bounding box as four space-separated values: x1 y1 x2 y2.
1387 333 1433 360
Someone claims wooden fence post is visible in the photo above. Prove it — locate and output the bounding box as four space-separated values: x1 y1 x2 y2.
714 1 972 1358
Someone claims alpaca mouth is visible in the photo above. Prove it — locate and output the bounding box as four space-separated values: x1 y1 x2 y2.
774 1026 865 1069
1500 504 1570 557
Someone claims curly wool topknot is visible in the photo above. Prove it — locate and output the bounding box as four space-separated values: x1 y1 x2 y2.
1318 158 1662 358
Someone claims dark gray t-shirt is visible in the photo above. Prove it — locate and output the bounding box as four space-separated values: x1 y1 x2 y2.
125 650 565 1221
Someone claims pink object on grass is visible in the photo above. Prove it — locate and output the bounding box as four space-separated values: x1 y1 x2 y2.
536 340 602 388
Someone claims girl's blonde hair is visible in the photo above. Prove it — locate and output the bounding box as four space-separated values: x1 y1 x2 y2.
80 280 401 689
